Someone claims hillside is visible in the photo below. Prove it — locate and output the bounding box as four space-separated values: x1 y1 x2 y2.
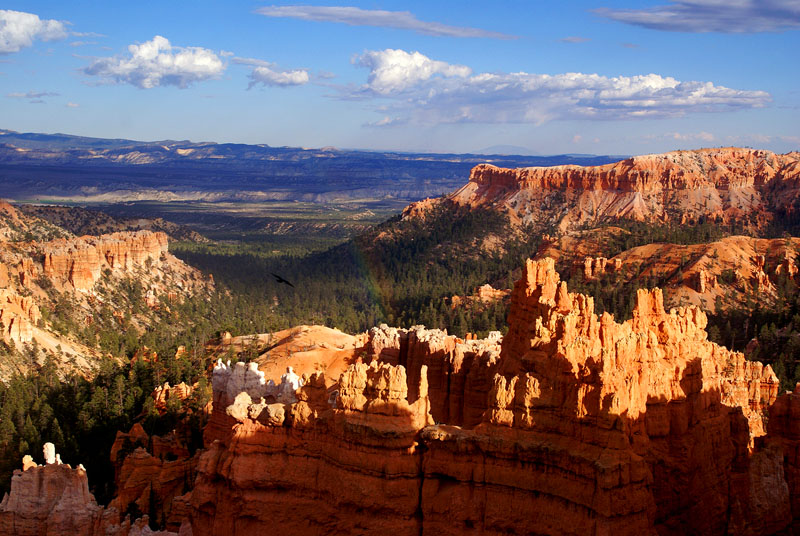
0 202 212 380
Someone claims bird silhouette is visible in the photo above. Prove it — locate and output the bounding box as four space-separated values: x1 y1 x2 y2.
271 273 295 288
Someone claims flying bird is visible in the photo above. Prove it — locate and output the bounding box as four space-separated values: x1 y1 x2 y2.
271 273 295 288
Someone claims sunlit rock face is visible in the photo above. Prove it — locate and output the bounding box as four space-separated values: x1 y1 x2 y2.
404 147 800 233
178 256 797 535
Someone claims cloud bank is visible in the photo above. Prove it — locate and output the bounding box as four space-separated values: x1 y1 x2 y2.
353 49 772 125
84 36 225 89
256 5 515 39
0 9 68 54
595 0 800 33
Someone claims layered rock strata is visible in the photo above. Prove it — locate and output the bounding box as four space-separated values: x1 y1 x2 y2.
404 148 800 232
190 361 433 535
366 324 501 427
41 231 168 291
183 257 795 535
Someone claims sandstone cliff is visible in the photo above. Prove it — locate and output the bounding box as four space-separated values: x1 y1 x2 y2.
41 231 168 291
0 205 212 380
177 257 796 535
404 148 800 233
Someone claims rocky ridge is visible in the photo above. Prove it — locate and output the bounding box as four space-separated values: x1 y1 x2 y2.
404 147 800 232
538 232 800 312
5 257 800 534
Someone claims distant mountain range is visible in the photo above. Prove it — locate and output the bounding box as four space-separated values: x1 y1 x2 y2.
0 129 621 204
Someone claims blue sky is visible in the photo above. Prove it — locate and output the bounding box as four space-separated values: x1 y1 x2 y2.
0 1 798 155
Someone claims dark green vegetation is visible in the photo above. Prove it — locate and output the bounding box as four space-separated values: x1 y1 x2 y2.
0 348 211 503
173 203 538 338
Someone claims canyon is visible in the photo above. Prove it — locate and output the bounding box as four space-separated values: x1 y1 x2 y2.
7 257 797 534
183 258 794 535
5 149 800 535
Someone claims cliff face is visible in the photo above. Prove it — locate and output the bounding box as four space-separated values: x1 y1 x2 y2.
181 257 795 535
0 443 177 536
190 362 433 536
41 231 168 291
404 148 800 232
0 206 212 380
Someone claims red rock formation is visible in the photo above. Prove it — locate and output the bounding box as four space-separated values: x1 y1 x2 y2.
152 382 193 412
0 443 177 536
583 256 610 279
0 289 41 343
776 253 799 279
450 284 510 311
767 385 800 524
404 148 800 232
42 231 168 291
366 324 501 427
189 361 433 536
696 268 717 293
182 257 797 535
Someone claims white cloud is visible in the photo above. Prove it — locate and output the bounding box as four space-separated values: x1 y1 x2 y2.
250 65 309 87
351 49 771 125
255 5 515 39
66 102 79 108
595 0 800 33
233 56 309 88
0 9 68 54
364 115 405 127
83 35 225 89
356 49 471 94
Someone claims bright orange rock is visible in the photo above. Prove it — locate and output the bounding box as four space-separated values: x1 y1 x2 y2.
183 257 793 535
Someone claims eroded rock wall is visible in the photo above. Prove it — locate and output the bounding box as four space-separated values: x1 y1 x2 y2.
404 148 800 232
185 258 793 535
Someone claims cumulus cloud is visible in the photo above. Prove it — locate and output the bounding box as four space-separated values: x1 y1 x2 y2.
255 5 515 39
66 102 79 108
0 9 68 54
234 57 309 88
595 0 800 33
83 35 225 89
351 49 771 125
356 49 471 94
